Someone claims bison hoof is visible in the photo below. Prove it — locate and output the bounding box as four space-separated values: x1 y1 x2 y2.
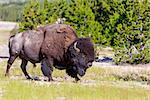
26 76 33 80
48 78 54 82
5 73 9 77
33 76 41 81
43 77 54 82
75 77 80 82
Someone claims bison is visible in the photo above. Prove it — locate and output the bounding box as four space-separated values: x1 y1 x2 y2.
5 24 95 81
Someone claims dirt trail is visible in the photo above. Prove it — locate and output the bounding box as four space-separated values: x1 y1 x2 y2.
0 21 17 61
0 21 18 31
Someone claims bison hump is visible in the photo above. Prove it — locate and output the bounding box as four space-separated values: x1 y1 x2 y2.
41 24 78 61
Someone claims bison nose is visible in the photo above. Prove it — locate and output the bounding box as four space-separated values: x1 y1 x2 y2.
78 68 85 77
87 62 92 68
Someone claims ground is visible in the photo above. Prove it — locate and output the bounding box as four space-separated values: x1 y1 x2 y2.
0 22 150 100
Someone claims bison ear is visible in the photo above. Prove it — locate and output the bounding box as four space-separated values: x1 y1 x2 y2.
74 42 80 52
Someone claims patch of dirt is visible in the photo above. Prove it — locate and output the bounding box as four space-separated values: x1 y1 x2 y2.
0 21 18 31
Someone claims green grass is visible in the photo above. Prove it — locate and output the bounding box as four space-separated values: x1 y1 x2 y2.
1 80 150 100
0 60 150 100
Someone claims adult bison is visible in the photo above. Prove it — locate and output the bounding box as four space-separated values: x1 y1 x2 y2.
5 24 95 81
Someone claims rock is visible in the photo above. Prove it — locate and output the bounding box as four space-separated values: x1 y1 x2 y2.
95 56 113 63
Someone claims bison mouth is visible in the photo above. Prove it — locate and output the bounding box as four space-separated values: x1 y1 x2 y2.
66 66 86 77
76 66 85 77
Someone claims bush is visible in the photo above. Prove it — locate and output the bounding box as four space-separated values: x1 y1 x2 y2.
113 0 150 64
19 0 105 44
114 42 150 64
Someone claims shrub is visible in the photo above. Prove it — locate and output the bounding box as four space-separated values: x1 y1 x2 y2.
113 0 150 64
19 0 105 44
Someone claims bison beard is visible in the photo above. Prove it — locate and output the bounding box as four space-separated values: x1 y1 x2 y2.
66 66 80 81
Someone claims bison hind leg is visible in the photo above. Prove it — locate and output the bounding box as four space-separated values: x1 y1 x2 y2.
20 59 33 80
5 55 18 76
66 67 80 81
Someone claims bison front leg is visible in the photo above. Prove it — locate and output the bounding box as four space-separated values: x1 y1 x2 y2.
20 59 33 80
41 58 53 81
5 55 18 76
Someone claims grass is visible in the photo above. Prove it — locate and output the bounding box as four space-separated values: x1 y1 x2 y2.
2 80 150 100
0 60 150 100
0 29 150 100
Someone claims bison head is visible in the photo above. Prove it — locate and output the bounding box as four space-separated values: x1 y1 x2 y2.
67 38 95 80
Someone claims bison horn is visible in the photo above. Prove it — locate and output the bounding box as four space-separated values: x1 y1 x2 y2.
87 62 92 68
74 42 80 52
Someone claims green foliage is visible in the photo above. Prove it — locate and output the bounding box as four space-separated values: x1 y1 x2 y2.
112 0 150 64
0 1 27 21
20 0 150 64
20 0 104 44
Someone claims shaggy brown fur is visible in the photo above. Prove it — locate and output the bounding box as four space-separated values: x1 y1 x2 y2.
41 24 78 62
